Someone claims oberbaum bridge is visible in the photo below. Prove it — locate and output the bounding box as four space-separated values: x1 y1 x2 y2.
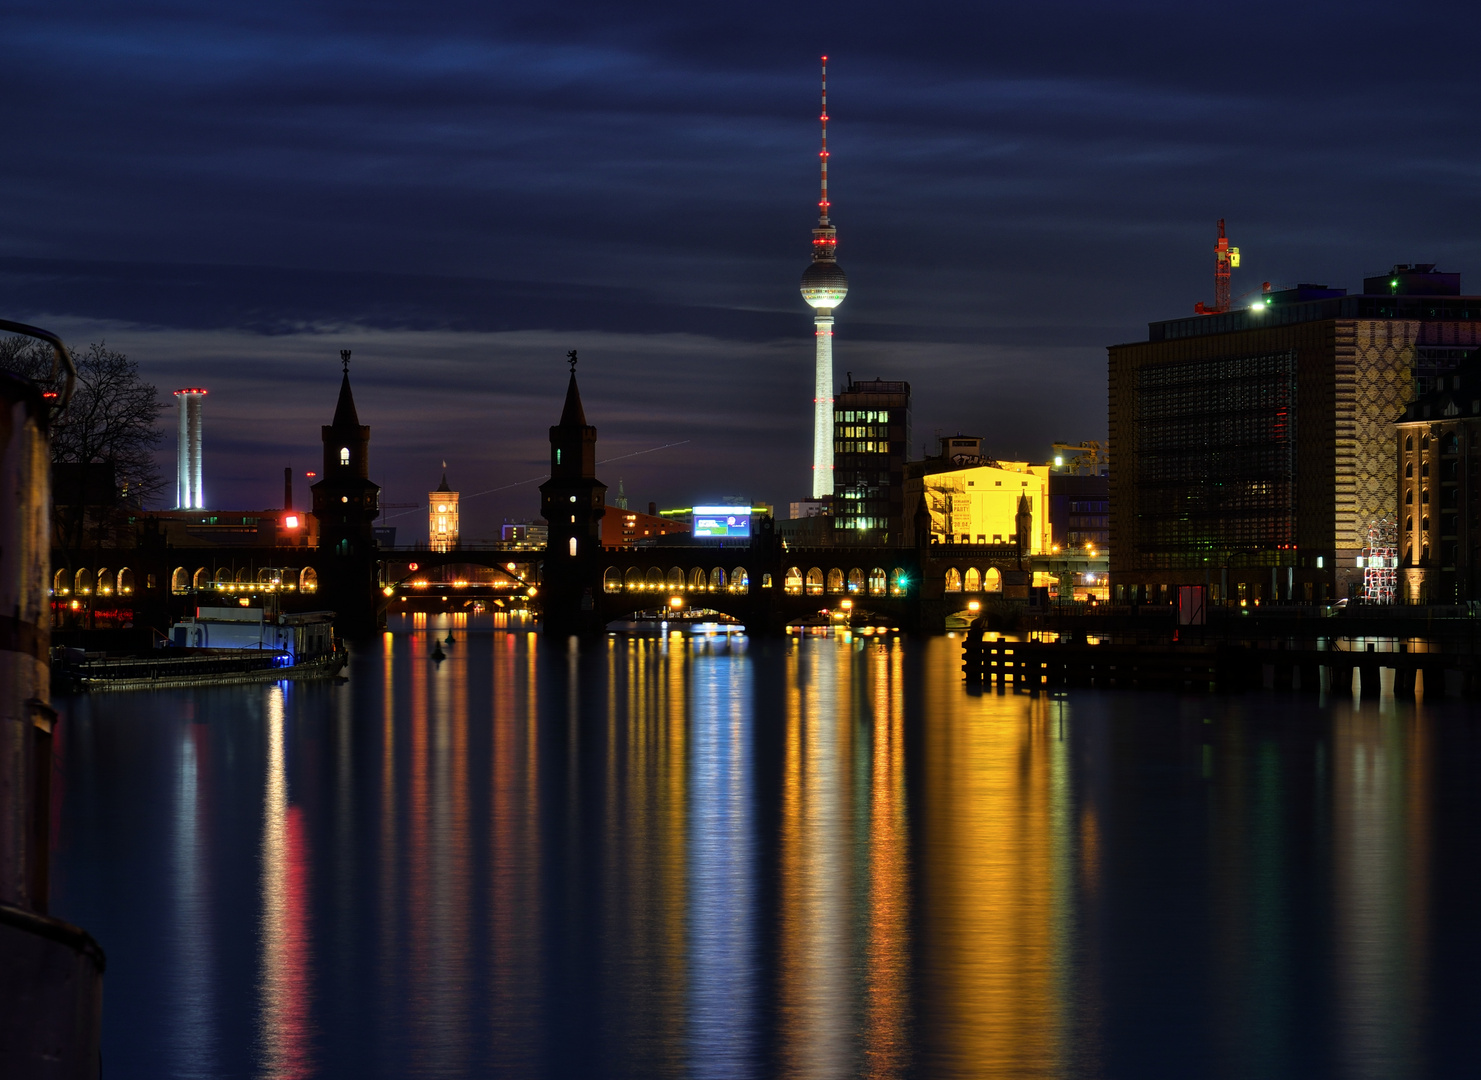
54 358 1065 638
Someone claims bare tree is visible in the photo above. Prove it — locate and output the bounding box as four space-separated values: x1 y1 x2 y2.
2 336 164 549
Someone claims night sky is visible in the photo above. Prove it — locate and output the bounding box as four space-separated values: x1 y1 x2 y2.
7 2 1481 539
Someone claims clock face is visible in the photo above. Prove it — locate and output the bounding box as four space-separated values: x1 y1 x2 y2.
438 504 447 513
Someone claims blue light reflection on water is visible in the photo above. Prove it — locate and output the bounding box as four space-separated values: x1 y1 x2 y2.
48 625 1481 1078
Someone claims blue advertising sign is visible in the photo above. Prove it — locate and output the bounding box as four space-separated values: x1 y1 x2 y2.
692 506 751 539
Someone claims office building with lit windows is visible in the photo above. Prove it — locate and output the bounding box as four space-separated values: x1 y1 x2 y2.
1110 263 1481 605
832 377 910 543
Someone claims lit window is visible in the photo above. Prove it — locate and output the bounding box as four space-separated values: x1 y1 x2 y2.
568 537 577 557
339 447 350 465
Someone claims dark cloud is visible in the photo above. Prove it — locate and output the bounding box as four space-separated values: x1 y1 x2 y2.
5 1 1481 536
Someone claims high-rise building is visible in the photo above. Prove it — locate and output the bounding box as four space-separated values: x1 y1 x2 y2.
174 387 206 509
429 465 459 552
833 378 910 542
1109 264 1481 605
799 57 847 499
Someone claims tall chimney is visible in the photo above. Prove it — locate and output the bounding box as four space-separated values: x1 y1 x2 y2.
648 501 656 517
173 388 207 509
284 466 293 510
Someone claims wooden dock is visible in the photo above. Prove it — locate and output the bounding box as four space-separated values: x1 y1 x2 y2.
961 636 1481 698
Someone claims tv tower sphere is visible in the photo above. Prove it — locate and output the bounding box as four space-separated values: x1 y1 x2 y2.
801 260 848 309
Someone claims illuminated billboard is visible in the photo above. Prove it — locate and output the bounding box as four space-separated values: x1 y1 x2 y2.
692 506 751 539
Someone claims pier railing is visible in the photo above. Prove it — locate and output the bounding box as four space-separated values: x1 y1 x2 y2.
961 635 1481 698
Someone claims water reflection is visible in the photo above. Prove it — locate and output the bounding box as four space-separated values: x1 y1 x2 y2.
171 712 215 1076
49 627 1480 1079
258 685 313 1078
1332 705 1431 1078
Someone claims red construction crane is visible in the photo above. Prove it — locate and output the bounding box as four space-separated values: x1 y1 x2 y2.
1193 219 1240 314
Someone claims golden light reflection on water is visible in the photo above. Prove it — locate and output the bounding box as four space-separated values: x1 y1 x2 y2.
778 635 861 1078
918 645 1066 1078
488 628 544 1069
862 642 910 1077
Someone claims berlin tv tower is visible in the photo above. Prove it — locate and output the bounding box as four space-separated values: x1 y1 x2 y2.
800 55 848 499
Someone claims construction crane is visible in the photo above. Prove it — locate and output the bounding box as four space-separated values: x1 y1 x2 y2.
1052 441 1105 475
1193 219 1240 314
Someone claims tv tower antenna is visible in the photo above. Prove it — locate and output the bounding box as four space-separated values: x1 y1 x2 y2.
1194 219 1241 314
800 56 849 499
819 56 830 224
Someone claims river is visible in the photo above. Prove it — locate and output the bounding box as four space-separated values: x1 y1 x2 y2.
50 619 1481 1078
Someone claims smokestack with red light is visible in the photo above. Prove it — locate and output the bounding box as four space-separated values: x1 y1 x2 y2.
173 388 207 509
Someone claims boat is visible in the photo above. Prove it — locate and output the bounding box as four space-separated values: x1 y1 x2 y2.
54 607 347 692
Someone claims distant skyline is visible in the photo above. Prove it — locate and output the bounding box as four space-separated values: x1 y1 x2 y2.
7 2 1481 539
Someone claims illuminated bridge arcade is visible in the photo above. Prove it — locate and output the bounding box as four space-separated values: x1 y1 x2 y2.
534 361 1028 634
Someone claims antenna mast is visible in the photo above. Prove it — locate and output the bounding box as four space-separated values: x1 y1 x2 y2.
819 56 830 224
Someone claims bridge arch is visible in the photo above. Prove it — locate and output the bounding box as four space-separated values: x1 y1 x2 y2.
688 567 706 590
117 568 135 596
869 568 886 596
710 567 726 590
624 567 641 591
826 568 844 594
890 568 909 596
300 567 319 593
964 567 980 592
666 567 684 590
171 567 189 594
730 567 749 593
785 567 803 595
53 569 70 596
605 567 623 593
645 567 664 589
75 568 94 595
95 568 112 597
805 568 824 596
945 567 962 592
984 567 1002 592
847 568 864 593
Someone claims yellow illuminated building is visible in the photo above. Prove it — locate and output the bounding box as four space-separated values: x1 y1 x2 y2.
906 445 1051 549
428 466 459 552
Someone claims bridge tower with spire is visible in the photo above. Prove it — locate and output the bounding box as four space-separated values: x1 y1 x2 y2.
311 350 381 633
538 352 607 633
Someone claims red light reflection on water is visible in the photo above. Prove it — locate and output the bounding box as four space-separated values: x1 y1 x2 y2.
258 689 313 1079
